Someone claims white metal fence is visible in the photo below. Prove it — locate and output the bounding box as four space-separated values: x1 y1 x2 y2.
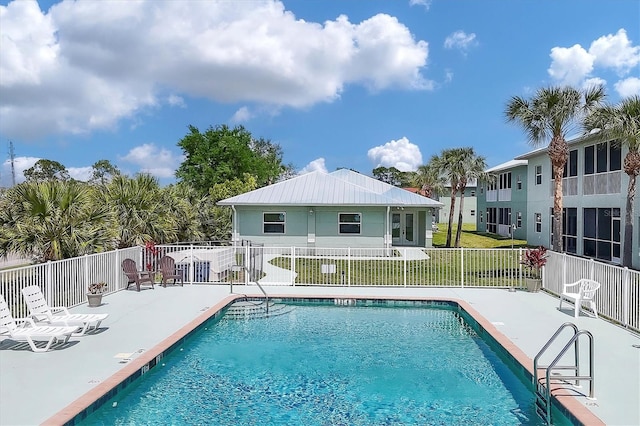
1 245 638 333
543 251 639 333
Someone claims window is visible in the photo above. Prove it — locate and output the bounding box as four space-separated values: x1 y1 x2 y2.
583 207 621 262
486 208 496 233
470 210 476 216
535 165 542 185
486 207 510 233
562 208 578 254
584 142 622 175
563 150 578 177
263 212 285 233
516 175 522 190
499 172 512 190
516 211 522 228
470 190 476 197
535 213 542 233
339 213 361 234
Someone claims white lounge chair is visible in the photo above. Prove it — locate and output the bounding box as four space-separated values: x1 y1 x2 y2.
0 294 78 352
558 278 600 318
21 285 108 336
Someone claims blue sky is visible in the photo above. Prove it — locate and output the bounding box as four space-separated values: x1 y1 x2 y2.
1 0 639 186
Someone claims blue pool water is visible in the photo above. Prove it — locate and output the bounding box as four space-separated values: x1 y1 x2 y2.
82 302 571 425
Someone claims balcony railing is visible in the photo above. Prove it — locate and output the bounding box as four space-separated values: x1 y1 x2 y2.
1 245 638 333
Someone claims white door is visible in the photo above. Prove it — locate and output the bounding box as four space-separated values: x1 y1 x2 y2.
391 212 416 246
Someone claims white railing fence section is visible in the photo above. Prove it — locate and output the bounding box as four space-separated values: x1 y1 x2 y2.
1 246 638 333
543 251 639 332
0 247 140 318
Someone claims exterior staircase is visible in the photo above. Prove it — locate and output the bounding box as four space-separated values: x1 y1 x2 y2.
224 299 293 320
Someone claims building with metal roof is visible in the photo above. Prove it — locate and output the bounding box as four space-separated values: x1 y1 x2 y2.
218 169 443 248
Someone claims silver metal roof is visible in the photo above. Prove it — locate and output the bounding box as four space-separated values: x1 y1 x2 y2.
486 159 528 173
218 169 443 207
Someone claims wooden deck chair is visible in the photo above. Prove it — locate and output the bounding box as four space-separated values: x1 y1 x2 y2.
122 258 155 292
158 255 184 287
0 294 78 352
559 279 600 318
21 286 108 336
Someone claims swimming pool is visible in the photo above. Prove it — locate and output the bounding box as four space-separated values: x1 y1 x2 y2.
80 300 572 425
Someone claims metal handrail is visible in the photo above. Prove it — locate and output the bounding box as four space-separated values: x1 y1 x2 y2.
230 264 269 314
533 322 594 424
546 330 595 398
534 322 579 386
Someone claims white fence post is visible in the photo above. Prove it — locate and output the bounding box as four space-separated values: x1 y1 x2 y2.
291 247 296 286
45 261 53 303
245 244 250 285
403 248 407 288
460 248 465 288
189 244 194 284
347 247 351 287
622 267 630 327
84 254 89 292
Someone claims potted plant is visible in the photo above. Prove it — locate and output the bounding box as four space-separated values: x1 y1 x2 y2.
87 282 107 307
520 246 548 292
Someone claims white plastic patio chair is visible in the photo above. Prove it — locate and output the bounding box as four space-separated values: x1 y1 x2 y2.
558 279 600 318
21 285 108 336
0 294 78 352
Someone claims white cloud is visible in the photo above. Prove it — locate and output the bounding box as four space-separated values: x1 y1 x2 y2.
299 158 328 174
444 31 477 53
68 166 93 182
590 29 640 75
231 106 253 123
548 44 594 86
367 137 422 172
614 77 640 97
548 29 640 93
444 69 454 83
0 0 431 140
119 143 183 179
409 0 432 10
0 156 39 186
167 94 185 108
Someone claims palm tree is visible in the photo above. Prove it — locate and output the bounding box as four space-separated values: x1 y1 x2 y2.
410 164 446 199
583 95 640 267
505 85 606 252
0 181 113 262
163 183 206 243
100 174 176 248
453 148 488 247
430 148 468 247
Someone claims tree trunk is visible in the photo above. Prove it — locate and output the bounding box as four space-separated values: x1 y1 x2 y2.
551 163 564 252
548 135 568 252
446 187 457 247
454 187 466 247
622 151 640 267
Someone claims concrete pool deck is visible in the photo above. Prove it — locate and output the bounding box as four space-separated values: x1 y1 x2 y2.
0 285 638 425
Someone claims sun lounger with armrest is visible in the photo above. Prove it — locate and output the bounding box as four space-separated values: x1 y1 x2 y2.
21 285 108 336
0 294 78 352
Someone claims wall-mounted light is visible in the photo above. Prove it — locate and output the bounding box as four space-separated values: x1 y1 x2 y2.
309 209 314 215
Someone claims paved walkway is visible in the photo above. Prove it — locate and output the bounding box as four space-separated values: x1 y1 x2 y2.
0 285 638 425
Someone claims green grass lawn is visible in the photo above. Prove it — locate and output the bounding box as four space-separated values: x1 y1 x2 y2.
433 223 528 248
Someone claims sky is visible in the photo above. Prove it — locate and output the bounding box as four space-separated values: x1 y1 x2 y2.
1 0 639 187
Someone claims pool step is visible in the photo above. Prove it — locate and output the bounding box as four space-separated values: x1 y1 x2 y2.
224 301 293 320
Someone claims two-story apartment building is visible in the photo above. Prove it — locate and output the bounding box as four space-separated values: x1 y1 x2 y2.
476 160 528 240
436 180 478 226
477 132 638 268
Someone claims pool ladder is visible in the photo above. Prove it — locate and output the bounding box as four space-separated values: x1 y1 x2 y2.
533 322 595 425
